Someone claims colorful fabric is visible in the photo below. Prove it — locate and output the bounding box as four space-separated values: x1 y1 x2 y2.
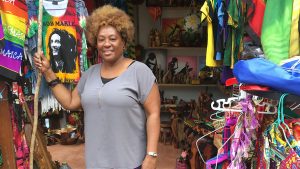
224 0 243 68
0 146 2 166
244 0 265 46
279 149 300 169
261 0 293 64
41 0 82 82
201 0 222 67
0 15 4 49
289 0 300 57
0 0 28 80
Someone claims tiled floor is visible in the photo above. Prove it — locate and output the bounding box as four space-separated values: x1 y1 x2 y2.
48 142 181 169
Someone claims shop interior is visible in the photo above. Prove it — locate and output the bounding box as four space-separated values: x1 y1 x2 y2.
1 0 300 169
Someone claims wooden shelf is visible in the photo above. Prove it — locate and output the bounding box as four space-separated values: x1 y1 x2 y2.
147 47 206 50
158 84 217 88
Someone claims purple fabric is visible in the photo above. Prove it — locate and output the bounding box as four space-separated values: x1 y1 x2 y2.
0 40 23 73
0 17 4 40
228 96 259 169
206 153 229 169
0 16 4 50
220 66 234 84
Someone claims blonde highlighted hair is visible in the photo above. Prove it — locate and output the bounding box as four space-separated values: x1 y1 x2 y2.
85 5 134 47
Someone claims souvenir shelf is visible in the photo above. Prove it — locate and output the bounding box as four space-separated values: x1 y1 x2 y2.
158 83 217 88
146 47 206 50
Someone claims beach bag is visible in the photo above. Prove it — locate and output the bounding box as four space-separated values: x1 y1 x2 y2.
233 58 300 96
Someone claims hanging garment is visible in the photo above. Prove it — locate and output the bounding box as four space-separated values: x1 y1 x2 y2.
200 0 222 67
223 0 244 68
215 0 227 61
289 0 300 58
41 0 83 82
0 15 4 50
261 0 293 64
279 149 300 169
244 0 265 46
0 0 28 80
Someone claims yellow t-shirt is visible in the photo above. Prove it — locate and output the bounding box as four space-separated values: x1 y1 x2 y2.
201 1 221 67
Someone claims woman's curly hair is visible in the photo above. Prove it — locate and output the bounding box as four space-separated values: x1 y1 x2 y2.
85 5 134 47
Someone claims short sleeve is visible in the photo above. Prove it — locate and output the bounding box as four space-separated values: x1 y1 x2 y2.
77 64 97 96
136 62 156 104
77 71 88 96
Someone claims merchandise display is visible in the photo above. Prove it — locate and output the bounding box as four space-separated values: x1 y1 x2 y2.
0 0 300 169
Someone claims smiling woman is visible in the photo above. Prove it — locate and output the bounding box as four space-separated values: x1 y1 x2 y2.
34 4 161 169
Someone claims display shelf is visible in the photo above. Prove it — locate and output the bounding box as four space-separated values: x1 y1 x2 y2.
161 104 177 108
147 47 206 51
158 83 217 88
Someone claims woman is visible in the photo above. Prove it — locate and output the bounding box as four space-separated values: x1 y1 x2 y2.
34 5 160 169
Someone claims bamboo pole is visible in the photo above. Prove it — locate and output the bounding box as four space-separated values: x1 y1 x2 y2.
30 0 44 168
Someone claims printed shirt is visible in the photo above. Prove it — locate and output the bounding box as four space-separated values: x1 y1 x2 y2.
42 0 82 82
0 0 28 80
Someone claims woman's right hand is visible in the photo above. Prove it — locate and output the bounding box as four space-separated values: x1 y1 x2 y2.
33 51 51 74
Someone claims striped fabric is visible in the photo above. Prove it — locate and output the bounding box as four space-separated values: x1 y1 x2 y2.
0 0 28 80
0 15 4 49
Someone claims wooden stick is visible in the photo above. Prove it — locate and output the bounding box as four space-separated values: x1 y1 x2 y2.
30 0 44 168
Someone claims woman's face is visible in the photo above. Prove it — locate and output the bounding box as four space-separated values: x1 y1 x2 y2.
96 25 125 63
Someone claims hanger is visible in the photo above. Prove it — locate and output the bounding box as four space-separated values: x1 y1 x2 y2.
252 96 278 114
211 83 248 113
0 86 7 101
210 111 225 121
265 93 293 154
289 102 300 111
196 112 243 169
211 97 243 113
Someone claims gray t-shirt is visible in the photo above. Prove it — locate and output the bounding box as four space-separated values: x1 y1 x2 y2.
77 61 156 169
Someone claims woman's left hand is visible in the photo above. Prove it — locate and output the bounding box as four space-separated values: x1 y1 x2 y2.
142 155 157 169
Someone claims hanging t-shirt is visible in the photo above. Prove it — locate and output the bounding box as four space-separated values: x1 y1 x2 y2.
0 15 4 50
261 0 293 64
0 0 28 80
201 0 222 67
42 0 82 82
289 0 300 57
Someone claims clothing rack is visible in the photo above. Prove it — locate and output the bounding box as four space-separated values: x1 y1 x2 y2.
0 80 55 168
0 80 17 169
247 90 300 103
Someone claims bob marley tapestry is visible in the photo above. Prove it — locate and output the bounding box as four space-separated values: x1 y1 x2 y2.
41 0 82 83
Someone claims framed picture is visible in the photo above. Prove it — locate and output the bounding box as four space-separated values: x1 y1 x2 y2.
162 18 184 47
166 55 198 78
142 49 167 83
